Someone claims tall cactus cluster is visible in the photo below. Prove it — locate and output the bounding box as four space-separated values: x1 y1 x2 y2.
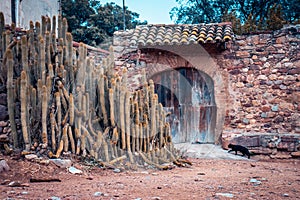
0 13 186 169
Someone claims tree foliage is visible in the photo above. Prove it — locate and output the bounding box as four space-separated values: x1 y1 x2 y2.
170 0 300 34
61 0 147 46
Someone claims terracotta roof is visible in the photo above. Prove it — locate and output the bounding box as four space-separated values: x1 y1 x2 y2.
129 22 233 46
73 41 110 55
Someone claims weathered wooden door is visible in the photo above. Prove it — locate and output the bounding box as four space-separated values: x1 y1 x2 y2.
151 67 216 143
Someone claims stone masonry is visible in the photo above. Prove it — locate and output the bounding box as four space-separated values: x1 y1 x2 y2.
221 25 300 158
113 24 300 158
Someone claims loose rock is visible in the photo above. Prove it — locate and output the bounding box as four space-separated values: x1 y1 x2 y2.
68 166 83 174
50 159 72 168
94 192 104 197
215 193 234 198
25 154 38 160
113 168 121 173
0 159 10 173
0 105 8 121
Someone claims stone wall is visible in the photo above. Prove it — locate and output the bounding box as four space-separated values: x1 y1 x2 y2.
113 25 300 157
0 86 15 146
221 25 300 158
223 25 300 134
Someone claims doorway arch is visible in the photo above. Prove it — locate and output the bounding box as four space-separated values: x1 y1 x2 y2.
150 67 216 143
123 45 228 144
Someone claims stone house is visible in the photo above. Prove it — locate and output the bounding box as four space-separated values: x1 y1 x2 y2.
113 23 300 157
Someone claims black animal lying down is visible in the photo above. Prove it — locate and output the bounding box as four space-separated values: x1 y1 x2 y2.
228 144 251 159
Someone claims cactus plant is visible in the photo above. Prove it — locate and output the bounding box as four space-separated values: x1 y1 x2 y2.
0 13 186 170
20 71 30 150
5 49 18 148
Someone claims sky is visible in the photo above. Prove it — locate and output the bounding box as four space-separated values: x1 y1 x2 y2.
100 0 179 24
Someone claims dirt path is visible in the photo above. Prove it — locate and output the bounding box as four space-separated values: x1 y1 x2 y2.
1 154 299 200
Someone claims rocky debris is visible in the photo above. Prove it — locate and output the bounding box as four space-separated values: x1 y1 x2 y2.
24 154 38 160
94 192 103 197
113 168 121 173
0 105 8 121
250 163 256 167
282 193 289 197
249 178 262 186
151 197 161 200
215 193 234 198
270 154 292 159
0 159 10 172
94 192 109 197
50 197 61 200
0 134 9 142
8 181 29 187
68 166 83 174
291 151 300 157
0 121 8 127
0 97 11 152
50 159 72 168
21 191 29 195
222 132 300 157
0 93 7 106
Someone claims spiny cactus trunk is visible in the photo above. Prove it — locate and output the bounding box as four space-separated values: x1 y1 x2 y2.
20 71 30 151
0 13 188 170
5 48 18 148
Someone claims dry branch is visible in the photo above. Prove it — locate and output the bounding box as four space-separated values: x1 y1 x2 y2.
30 178 61 183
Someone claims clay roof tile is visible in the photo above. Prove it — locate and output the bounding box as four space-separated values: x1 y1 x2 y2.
127 23 233 47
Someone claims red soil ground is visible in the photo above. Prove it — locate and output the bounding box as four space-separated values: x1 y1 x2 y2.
0 154 299 200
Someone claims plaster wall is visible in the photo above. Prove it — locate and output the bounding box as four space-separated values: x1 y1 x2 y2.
0 0 59 29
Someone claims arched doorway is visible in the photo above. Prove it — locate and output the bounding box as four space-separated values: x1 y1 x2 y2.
151 67 216 143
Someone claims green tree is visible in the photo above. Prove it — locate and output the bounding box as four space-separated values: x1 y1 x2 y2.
61 0 102 45
170 0 233 24
266 4 286 30
170 0 300 33
243 13 257 33
61 0 96 31
222 10 242 34
61 0 146 46
281 0 300 23
90 2 147 37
